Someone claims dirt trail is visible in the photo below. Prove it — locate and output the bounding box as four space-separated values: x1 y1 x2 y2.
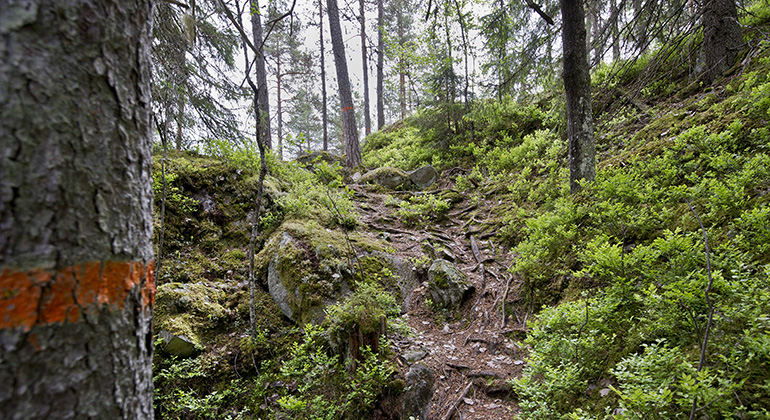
351 182 529 420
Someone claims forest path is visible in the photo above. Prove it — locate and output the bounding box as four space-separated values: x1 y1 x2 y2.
350 179 530 420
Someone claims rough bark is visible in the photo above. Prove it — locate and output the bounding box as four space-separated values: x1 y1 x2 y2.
360 0 371 136
560 0 596 193
251 0 273 150
376 0 385 130
320 0 329 150
0 1 155 419
701 0 741 84
327 0 362 167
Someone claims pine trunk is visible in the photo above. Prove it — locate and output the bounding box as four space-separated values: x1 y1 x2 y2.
611 0 620 61
320 0 329 150
0 1 155 419
376 0 385 130
277 52 284 159
560 0 596 193
398 13 407 120
327 0 362 167
251 0 273 150
360 0 371 136
701 0 741 83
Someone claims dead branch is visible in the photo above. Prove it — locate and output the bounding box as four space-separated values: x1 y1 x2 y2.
501 275 513 328
470 235 483 264
525 0 554 25
440 382 473 420
446 362 470 371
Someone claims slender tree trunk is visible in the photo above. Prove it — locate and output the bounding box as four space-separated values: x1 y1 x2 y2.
633 0 648 50
175 44 187 150
156 106 170 277
251 0 273 150
560 0 596 193
591 1 601 65
360 0 372 136
453 0 470 114
176 96 185 149
328 0 362 167
0 1 155 418
611 0 620 61
233 0 269 347
585 1 594 58
277 52 284 160
701 0 741 83
398 13 407 120
320 0 329 150
377 0 385 129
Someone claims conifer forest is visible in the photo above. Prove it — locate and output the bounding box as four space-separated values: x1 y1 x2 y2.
1 0 770 419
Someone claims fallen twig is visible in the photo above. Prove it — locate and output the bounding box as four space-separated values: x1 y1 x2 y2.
501 275 513 328
440 382 473 420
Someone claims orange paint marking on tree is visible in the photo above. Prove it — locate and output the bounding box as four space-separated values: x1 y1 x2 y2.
0 260 154 331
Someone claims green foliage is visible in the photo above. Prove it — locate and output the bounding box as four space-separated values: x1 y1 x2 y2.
393 194 452 227
271 324 395 420
325 281 402 337
271 160 358 229
200 138 263 172
152 169 198 214
364 126 435 170
154 355 253 420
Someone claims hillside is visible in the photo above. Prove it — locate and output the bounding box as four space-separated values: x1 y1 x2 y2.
151 19 770 420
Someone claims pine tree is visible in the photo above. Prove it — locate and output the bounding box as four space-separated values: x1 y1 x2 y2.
1 2 155 417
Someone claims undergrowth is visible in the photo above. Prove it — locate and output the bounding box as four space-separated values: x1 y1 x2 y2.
363 17 770 419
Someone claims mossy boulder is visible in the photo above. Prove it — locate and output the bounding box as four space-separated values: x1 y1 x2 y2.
427 259 475 310
409 165 439 189
257 219 415 326
359 167 411 189
154 282 231 354
259 222 359 325
358 251 421 312
296 150 345 168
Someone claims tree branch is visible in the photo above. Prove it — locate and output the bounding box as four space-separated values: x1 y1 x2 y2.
525 0 554 25
162 0 190 8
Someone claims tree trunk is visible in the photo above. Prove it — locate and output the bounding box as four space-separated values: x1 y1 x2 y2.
398 13 407 120
360 0 371 136
0 1 155 419
176 95 185 149
454 0 471 114
701 0 741 84
251 0 273 150
377 0 385 130
611 0 620 61
560 0 597 193
276 52 284 160
328 0 362 167
320 0 329 150
633 0 648 50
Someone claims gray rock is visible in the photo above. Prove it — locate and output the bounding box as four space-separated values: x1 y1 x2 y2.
267 233 296 321
363 251 420 313
359 167 411 189
409 166 438 189
264 228 355 326
428 259 475 310
401 348 429 365
402 363 434 420
158 330 198 358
